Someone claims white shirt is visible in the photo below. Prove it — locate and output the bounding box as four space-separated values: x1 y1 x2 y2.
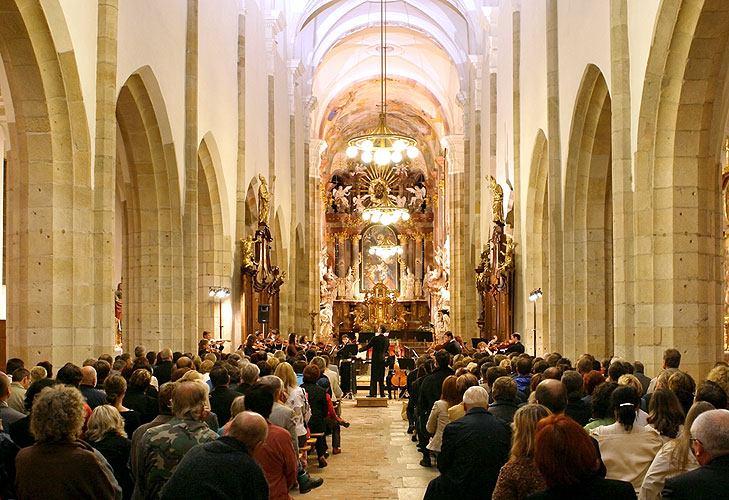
285 385 308 436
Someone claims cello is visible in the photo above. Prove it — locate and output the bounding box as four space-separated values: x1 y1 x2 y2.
388 341 407 392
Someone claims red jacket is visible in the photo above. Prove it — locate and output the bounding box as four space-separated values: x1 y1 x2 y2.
252 422 298 500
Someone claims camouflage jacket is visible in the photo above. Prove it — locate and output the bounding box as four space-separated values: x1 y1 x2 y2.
140 418 219 499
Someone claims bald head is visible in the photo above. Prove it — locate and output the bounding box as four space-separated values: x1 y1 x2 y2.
691 409 729 463
535 379 567 414
176 356 193 369
228 411 268 452
80 366 97 386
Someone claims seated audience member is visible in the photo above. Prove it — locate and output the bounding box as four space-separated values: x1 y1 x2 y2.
530 414 636 499
159 412 269 500
85 405 133 500
418 350 455 467
15 385 121 500
694 380 727 410
424 386 511 500
584 381 618 430
29 366 47 384
8 378 57 448
153 349 174 386
0 372 25 432
122 369 158 425
104 374 142 436
209 366 239 425
220 396 246 435
36 361 53 379
645 388 684 442
618 374 649 423
705 364 729 400
274 362 309 449
8 368 30 414
138 381 219 499
236 362 260 395
79 366 107 409
301 364 330 467
426 375 459 458
130 381 177 491
256 375 299 454
513 356 532 395
94 360 111 390
667 371 695 417
492 404 550 500
534 379 567 415
661 408 729 499
633 361 652 395
607 359 629 383
646 349 681 394
244 385 298 500
562 370 590 426
639 401 714 500
489 376 520 424
447 373 479 421
591 386 663 492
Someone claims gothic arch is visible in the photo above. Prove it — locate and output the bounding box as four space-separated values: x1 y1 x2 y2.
0 0 92 365
198 134 231 339
563 64 613 359
116 69 182 351
525 129 549 354
635 0 729 377
244 178 259 237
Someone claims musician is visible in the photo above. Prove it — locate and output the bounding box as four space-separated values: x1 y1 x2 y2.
442 331 462 356
503 333 525 354
285 333 299 358
359 325 389 398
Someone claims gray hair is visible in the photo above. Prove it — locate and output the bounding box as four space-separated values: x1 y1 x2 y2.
463 386 489 409
240 362 260 384
691 409 729 457
86 404 127 442
257 375 283 396
171 381 209 420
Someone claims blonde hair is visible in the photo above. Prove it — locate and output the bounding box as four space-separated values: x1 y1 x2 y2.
618 374 643 396
30 366 47 383
267 357 280 370
509 404 551 461
199 360 214 374
86 404 127 442
230 396 246 420
180 370 205 384
707 364 729 396
274 362 298 393
30 385 85 442
670 401 714 471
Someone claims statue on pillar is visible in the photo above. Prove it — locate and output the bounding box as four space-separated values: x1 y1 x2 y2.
258 174 273 226
487 175 505 225
402 266 415 300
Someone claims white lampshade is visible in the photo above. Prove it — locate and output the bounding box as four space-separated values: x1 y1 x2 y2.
361 140 374 152
402 211 411 221
362 211 372 221
406 146 419 159
361 151 373 163
371 212 381 223
393 140 407 152
346 146 358 158
391 151 403 163
374 148 391 166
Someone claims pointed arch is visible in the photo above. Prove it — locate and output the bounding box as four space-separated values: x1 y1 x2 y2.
116 69 182 351
198 134 232 340
563 64 613 359
244 178 259 237
526 129 549 354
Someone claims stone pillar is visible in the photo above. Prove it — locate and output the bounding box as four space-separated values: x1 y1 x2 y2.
264 10 285 183
308 139 327 311
413 233 424 298
92 0 119 357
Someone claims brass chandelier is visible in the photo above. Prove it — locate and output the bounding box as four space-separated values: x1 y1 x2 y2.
346 0 419 167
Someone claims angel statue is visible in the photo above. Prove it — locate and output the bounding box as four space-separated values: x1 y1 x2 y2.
393 162 409 176
394 195 407 208
406 184 427 209
498 237 515 273
486 175 504 225
332 184 352 212
241 235 258 271
401 266 415 300
352 195 366 214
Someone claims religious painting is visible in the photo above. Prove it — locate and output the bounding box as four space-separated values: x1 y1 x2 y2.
361 225 399 292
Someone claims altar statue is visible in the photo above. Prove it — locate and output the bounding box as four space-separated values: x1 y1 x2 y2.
487 175 504 224
402 266 415 300
241 235 257 270
258 174 272 225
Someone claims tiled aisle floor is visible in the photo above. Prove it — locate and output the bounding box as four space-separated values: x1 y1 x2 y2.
292 399 438 500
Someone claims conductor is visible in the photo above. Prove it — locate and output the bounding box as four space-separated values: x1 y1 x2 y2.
359 325 390 398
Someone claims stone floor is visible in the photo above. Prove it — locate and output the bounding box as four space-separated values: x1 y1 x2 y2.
292 398 438 500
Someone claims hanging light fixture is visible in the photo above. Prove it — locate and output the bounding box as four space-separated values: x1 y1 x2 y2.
347 0 419 165
360 165 411 225
367 230 404 259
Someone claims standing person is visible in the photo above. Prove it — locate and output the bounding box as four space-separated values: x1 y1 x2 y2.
418 350 454 467
300 365 329 468
359 325 390 398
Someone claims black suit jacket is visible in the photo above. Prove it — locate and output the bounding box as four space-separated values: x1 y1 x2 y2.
662 454 729 499
565 396 591 426
488 400 519 423
526 475 635 500
301 382 328 433
209 386 240 426
153 361 174 386
444 340 462 356
360 334 389 363
79 384 107 409
436 407 510 498
418 367 455 417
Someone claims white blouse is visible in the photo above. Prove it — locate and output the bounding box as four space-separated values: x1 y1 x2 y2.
638 438 699 500
426 399 451 453
285 386 309 437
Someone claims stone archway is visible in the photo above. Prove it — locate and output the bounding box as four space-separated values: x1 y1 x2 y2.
525 129 549 354
0 0 93 365
197 135 231 340
563 65 613 360
635 0 729 378
116 70 182 351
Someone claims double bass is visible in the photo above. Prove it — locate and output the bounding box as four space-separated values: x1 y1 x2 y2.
388 341 407 390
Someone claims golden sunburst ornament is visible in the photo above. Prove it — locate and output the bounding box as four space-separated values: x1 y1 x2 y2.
361 164 410 225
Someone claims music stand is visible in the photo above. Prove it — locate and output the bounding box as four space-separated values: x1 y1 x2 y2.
397 358 415 371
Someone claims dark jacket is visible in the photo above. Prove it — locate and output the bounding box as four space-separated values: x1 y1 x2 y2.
234 382 251 395
418 367 455 417
153 361 174 386
79 385 107 409
15 440 121 500
488 400 519 423
526 476 635 500
425 407 511 499
504 342 525 354
360 334 390 363
0 431 18 499
444 340 462 356
301 382 328 433
89 432 133 500
662 454 729 499
8 417 33 449
565 395 591 427
159 436 268 500
209 386 239 426
122 390 158 425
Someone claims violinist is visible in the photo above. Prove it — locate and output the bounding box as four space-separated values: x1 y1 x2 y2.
243 334 257 356
434 331 462 356
285 333 299 358
502 332 525 354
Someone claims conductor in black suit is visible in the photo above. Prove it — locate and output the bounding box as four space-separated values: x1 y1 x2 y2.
359 325 390 397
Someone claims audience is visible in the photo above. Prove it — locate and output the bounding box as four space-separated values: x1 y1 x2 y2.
530 414 636 499
85 404 133 499
424 386 510 499
208 366 239 425
562 370 590 426
15 385 122 500
300 364 329 467
426 375 458 457
0 372 25 432
489 376 520 423
492 404 550 500
418 350 454 467
159 412 269 500
8 368 30 414
645 388 684 442
662 408 729 498
274 362 309 449
79 365 107 409
104 374 142 436
584 381 618 430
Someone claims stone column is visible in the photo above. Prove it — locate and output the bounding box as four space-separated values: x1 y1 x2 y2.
308 139 327 311
413 233 424 298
